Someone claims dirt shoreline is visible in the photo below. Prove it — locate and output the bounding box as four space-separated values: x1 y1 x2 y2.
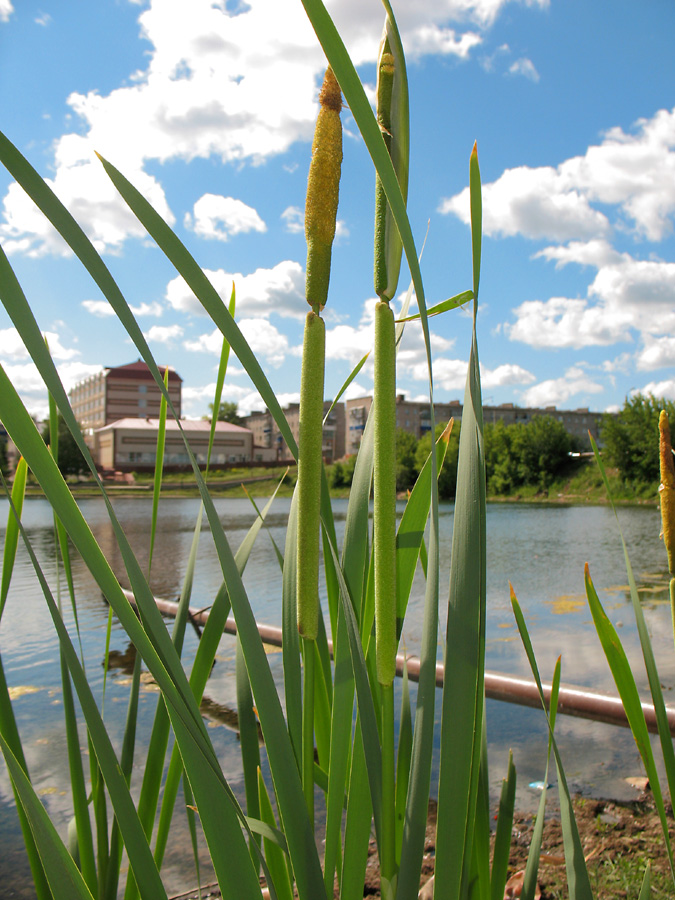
167 789 672 900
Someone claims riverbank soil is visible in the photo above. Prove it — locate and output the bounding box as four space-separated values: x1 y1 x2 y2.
168 789 672 900
362 791 672 899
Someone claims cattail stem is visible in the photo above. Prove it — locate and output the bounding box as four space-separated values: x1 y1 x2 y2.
373 298 397 900
296 311 325 640
302 637 316 825
380 682 396 900
374 300 397 687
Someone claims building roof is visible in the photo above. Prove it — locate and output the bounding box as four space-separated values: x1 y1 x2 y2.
95 417 251 435
104 360 182 382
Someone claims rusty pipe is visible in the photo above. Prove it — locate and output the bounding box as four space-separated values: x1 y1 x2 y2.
121 589 675 737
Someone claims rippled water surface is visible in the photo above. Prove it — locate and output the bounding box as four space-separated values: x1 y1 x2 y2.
0 497 671 896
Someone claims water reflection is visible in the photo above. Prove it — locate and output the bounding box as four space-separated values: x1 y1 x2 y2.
0 497 671 892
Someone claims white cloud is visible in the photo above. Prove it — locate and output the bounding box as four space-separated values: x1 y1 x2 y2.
506 296 633 349
404 357 536 392
0 0 12 23
323 297 455 378
481 363 536 388
0 148 174 257
131 301 164 317
0 327 80 361
144 324 183 344
185 317 289 367
281 206 304 234
636 336 675 371
0 360 103 420
508 57 539 81
82 299 164 317
166 260 306 319
82 300 116 317
534 239 622 270
35 12 51 27
506 253 675 351
520 366 603 408
182 380 252 415
185 193 266 241
404 25 481 58
634 379 675 401
441 106 675 243
440 165 610 241
1 0 543 255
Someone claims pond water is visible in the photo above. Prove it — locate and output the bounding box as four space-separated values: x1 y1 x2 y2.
0 496 672 896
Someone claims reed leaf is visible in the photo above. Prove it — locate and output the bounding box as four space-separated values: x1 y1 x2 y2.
258 770 294 900
206 286 236 473
0 456 26 620
433 148 485 900
490 750 516 900
589 434 675 821
584 564 675 882
511 592 593 900
0 733 94 900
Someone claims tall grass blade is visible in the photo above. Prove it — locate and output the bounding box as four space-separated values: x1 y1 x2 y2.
584 563 675 881
490 750 516 900
590 434 675 820
0 733 94 900
206 286 236 472
395 655 412 862
0 468 51 900
258 769 294 900
521 659 560 900
433 147 485 900
1 457 27 619
511 592 593 900
340 719 373 900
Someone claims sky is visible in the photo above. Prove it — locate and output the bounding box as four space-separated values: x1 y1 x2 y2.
1 0 674 422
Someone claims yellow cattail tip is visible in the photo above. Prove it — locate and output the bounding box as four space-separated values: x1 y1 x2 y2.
471 141 478 158
319 66 342 113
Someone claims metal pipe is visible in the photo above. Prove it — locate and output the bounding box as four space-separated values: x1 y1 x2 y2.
121 589 675 737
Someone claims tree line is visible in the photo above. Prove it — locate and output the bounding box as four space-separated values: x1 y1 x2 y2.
330 394 675 498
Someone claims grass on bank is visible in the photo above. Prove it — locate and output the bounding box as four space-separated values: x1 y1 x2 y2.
18 457 661 505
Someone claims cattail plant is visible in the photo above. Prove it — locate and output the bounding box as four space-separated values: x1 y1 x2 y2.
371 21 409 898
296 64 342 819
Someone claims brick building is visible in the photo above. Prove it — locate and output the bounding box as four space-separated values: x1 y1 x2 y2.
69 360 182 432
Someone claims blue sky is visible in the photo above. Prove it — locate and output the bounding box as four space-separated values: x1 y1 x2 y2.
1 0 674 421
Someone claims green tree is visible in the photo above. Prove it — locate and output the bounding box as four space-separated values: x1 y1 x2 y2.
601 394 675 485
329 454 357 488
206 401 242 425
395 428 418 492
484 420 520 495
515 415 573 491
41 415 87 476
414 420 460 500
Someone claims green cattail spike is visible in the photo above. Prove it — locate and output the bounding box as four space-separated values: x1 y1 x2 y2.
659 411 675 576
296 311 326 640
374 24 409 302
373 299 397 686
305 66 343 314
